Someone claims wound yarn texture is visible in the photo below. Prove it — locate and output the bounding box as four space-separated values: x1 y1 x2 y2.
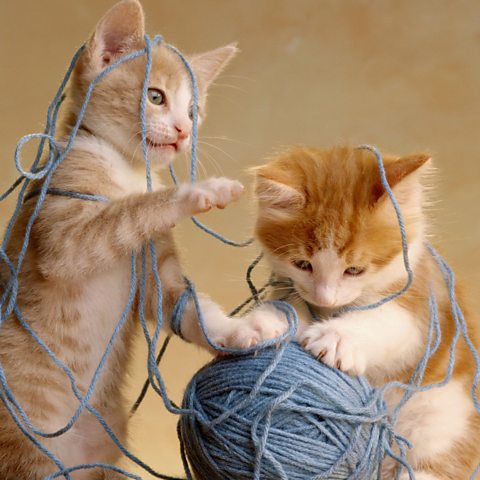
180 342 391 480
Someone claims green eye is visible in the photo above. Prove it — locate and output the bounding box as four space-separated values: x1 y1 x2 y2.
148 88 166 106
344 266 366 276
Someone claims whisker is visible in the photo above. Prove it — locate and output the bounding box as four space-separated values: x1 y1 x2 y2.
211 81 248 94
198 140 236 163
197 146 224 177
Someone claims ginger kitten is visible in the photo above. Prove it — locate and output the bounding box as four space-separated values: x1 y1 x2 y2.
0 0 255 478
252 146 480 479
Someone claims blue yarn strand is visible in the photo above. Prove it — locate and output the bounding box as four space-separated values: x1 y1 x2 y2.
347 145 413 313
1 26 479 480
0 33 218 479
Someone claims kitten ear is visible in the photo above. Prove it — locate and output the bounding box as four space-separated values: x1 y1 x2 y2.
86 0 145 69
372 153 431 204
189 43 239 95
253 167 305 218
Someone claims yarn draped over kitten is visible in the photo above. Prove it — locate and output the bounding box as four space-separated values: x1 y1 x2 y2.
1 31 479 480
178 146 480 480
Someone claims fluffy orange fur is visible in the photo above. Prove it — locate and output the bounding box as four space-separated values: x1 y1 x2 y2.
253 145 480 479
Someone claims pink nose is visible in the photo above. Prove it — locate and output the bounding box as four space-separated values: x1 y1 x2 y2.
175 124 190 140
314 286 336 307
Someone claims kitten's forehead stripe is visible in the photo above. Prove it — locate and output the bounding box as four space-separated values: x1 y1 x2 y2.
256 146 425 273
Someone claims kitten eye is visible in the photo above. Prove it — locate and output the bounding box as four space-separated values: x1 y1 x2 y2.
148 88 166 106
344 266 366 276
188 104 198 120
293 260 313 273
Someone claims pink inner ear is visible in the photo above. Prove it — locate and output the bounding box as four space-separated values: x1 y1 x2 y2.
101 31 130 63
88 0 145 70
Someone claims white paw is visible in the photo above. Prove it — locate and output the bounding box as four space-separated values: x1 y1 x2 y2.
225 304 289 349
299 323 367 376
177 177 244 215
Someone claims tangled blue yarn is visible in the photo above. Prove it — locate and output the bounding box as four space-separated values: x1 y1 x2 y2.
0 34 261 480
177 145 480 480
0 29 479 480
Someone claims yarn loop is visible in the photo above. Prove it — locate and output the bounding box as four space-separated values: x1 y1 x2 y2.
0 25 479 480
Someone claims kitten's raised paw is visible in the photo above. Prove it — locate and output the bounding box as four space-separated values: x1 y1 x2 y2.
177 177 244 215
225 304 288 349
299 323 367 376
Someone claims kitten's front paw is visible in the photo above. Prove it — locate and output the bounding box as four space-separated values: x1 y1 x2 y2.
299 323 367 376
177 178 244 215
225 304 289 349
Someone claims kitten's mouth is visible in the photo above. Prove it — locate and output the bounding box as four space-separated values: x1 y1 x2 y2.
146 137 178 152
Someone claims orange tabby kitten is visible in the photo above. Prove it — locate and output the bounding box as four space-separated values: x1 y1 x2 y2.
0 0 262 478
251 146 480 479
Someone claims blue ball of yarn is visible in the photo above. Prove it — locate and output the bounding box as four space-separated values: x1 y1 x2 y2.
180 342 394 480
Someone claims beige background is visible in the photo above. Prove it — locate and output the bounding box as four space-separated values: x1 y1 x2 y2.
1 0 480 477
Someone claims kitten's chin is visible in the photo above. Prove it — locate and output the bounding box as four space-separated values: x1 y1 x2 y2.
145 141 189 168
143 147 178 168
305 298 345 311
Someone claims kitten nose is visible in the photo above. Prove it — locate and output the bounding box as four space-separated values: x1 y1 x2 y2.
174 124 190 140
314 286 336 307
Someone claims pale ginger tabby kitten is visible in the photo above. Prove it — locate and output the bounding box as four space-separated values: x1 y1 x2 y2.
0 1 271 478
250 146 480 479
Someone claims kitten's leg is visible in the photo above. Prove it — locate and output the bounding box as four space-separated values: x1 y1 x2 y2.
223 303 291 348
298 302 423 376
382 380 479 480
178 298 297 351
37 177 243 278
154 269 290 351
180 293 239 350
146 249 238 351
215 287 313 349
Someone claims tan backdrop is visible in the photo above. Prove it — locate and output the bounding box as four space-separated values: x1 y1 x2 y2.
1 0 479 477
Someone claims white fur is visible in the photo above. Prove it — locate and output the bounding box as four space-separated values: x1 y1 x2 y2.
183 294 235 349
391 379 473 462
298 301 423 380
74 135 245 218
176 177 244 212
179 300 291 352
226 303 289 348
74 135 162 195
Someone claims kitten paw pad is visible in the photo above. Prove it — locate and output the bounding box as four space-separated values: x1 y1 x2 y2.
299 325 366 376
